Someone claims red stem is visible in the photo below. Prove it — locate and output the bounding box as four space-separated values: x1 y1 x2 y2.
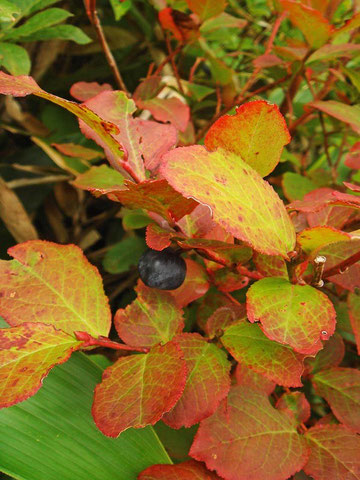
75 331 149 353
322 250 360 279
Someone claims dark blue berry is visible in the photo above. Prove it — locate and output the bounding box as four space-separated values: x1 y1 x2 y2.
138 248 186 290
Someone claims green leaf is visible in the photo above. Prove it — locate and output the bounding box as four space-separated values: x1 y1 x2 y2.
221 322 305 387
22 24 92 44
307 44 360 63
282 172 316 201
0 1 21 22
0 42 30 75
110 0 132 20
72 165 125 193
247 277 336 355
103 236 146 274
3 8 73 40
28 0 61 13
0 352 171 480
162 146 296 258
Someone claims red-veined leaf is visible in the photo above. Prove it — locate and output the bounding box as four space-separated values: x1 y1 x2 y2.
304 425 360 480
348 292 360 354
0 241 111 337
280 1 332 48
234 362 276 395
81 90 178 179
134 76 190 132
205 100 290 177
253 252 287 278
276 392 311 424
190 385 309 480
205 304 246 339
162 146 296 258
309 101 360 134
185 0 226 21
304 333 345 375
69 81 112 101
92 341 187 437
247 278 336 355
0 322 81 408
312 367 360 433
345 142 360 170
163 333 230 428
0 72 124 170
169 259 209 308
221 322 305 387
138 460 221 479
114 281 184 348
297 227 350 254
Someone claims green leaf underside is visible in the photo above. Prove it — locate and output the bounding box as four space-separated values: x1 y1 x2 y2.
161 146 296 258
247 278 336 354
221 322 304 387
92 341 187 437
0 352 171 480
0 241 111 337
190 385 308 480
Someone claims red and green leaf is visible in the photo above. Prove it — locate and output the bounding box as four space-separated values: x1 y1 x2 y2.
114 281 184 348
348 292 360 354
138 460 221 479
304 333 345 375
234 363 276 395
312 367 360 433
221 322 305 387
162 145 296 258
297 227 350 255
169 259 209 308
205 100 290 177
162 333 231 428
0 241 111 337
276 392 311 424
185 0 226 21
205 304 246 339
190 386 309 480
92 341 187 437
304 425 360 480
0 322 81 408
247 278 336 355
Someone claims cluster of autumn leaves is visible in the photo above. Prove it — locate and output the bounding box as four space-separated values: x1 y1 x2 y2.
0 66 359 480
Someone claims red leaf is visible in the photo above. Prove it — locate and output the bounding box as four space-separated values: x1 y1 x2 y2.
92 341 187 437
312 367 360 433
162 333 230 428
146 224 172 251
190 385 309 480
0 323 81 408
169 259 209 308
196 290 233 331
345 142 360 169
304 333 345 375
80 90 178 180
177 204 215 237
134 76 190 132
280 1 332 48
205 305 246 339
234 363 276 395
348 292 360 354
253 252 287 278
161 145 296 258
0 72 124 170
114 281 184 348
159 8 199 43
304 425 360 480
276 392 311 424
0 240 111 337
221 322 305 387
309 101 360 134
70 81 112 101
138 460 221 479
205 100 290 177
247 278 336 355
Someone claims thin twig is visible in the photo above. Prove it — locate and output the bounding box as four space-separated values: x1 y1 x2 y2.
164 31 185 95
318 111 336 183
154 44 183 76
7 175 71 189
85 0 128 92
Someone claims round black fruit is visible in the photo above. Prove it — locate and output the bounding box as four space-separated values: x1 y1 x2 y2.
138 248 187 290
